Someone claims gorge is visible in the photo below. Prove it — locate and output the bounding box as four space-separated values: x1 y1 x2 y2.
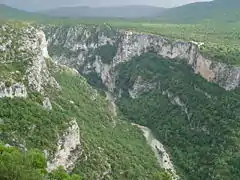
1 21 240 180
43 24 240 180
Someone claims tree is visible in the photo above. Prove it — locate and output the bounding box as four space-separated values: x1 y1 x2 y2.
152 171 172 180
0 144 83 180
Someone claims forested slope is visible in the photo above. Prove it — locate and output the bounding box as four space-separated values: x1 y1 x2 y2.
115 53 240 180
0 21 168 180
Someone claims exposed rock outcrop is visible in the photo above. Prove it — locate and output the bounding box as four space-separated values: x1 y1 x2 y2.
162 90 191 122
47 119 82 172
129 76 159 98
44 25 240 91
0 82 27 98
42 97 52 110
26 30 60 93
0 23 60 98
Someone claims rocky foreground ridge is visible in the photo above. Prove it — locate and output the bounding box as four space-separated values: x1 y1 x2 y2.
0 22 60 98
0 22 81 171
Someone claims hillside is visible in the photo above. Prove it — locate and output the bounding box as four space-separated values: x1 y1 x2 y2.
115 53 240 180
44 24 240 180
0 4 56 22
39 5 165 19
2 1 240 24
0 4 35 20
1 2 240 180
158 0 240 23
0 22 172 180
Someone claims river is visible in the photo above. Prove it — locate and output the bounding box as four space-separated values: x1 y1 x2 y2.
106 92 179 179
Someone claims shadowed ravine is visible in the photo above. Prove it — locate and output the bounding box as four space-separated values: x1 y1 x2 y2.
105 92 179 179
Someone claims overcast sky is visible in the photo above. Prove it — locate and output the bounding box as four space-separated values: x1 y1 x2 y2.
1 0 212 11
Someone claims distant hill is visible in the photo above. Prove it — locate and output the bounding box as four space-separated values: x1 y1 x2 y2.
2 1 240 24
39 5 166 19
0 4 32 19
0 4 51 21
158 0 240 23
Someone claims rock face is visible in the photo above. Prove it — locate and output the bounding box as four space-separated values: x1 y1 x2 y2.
0 82 27 98
26 30 61 93
0 23 60 99
44 25 240 91
129 76 159 99
162 90 191 122
42 97 52 110
47 119 82 172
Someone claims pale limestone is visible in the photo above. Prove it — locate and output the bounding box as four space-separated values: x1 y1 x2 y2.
0 82 27 98
43 97 52 110
47 119 82 172
45 26 240 91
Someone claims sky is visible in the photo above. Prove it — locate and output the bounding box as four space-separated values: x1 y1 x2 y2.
1 0 211 11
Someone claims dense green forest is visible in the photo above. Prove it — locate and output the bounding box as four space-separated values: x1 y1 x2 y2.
53 72 162 179
0 68 166 179
0 144 82 180
1 1 240 179
0 21 175 180
115 53 240 180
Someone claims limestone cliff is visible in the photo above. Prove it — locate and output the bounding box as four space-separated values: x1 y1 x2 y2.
44 25 240 91
47 119 82 172
0 22 81 173
39 24 240 180
1 22 165 179
0 22 60 98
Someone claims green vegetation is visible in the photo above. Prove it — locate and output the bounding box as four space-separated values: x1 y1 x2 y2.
0 144 82 180
84 72 107 93
158 0 240 24
115 53 240 180
53 71 162 179
2 2 240 65
98 43 117 64
0 22 33 82
0 95 70 152
0 67 166 179
44 20 240 65
2 1 240 179
0 21 169 180
152 171 172 180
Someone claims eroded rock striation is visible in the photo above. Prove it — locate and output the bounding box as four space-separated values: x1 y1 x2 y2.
44 25 240 91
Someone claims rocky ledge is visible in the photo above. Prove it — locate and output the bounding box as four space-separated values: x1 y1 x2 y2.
44 25 240 91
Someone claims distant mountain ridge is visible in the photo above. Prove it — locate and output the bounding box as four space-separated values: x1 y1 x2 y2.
0 4 31 19
37 0 240 22
0 4 47 21
158 0 240 23
39 5 166 19
1 0 240 23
